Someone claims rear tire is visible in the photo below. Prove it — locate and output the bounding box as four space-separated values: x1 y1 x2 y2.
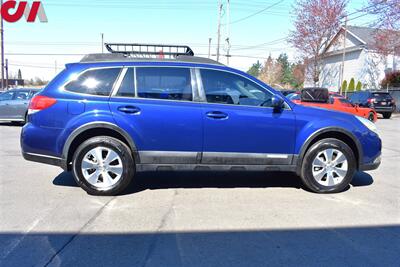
300 138 356 193
382 112 392 119
72 136 134 196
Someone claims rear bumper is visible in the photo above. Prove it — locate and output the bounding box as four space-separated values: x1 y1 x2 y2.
22 152 66 169
374 106 395 113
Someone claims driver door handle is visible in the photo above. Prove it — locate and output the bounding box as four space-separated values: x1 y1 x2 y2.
118 106 141 114
206 111 229 120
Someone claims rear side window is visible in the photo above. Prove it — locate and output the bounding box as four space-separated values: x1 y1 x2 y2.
136 67 193 101
0 91 14 100
65 68 121 96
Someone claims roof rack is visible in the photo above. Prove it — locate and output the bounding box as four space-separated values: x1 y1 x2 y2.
104 43 194 58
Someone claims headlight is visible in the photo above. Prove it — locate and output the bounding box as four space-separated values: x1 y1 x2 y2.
355 116 378 134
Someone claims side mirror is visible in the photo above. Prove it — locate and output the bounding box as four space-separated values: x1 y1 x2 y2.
271 95 284 111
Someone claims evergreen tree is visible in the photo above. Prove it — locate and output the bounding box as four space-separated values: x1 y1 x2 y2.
342 80 348 92
348 78 355 92
247 61 262 77
356 81 362 91
17 69 22 80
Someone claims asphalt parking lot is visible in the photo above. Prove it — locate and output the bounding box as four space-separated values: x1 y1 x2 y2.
0 116 399 267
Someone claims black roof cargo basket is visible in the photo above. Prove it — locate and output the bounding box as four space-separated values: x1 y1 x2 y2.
104 43 194 58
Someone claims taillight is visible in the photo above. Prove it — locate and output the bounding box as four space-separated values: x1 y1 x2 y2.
28 95 57 114
367 98 376 104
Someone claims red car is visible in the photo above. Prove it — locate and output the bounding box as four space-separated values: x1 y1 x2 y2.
290 89 377 122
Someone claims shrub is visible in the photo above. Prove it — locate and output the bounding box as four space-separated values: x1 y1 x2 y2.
341 80 348 92
381 71 400 88
356 81 362 91
348 78 355 92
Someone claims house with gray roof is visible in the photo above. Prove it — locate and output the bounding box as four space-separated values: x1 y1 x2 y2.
305 26 399 90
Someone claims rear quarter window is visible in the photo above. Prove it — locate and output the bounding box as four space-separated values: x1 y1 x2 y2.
64 68 122 96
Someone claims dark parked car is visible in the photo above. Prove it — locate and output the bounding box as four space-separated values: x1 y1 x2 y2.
0 88 41 123
349 91 396 119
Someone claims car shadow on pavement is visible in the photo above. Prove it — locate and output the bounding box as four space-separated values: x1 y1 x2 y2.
1 225 399 267
53 170 374 195
0 122 23 127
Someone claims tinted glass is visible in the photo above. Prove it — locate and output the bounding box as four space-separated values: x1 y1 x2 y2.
65 68 121 96
15 91 30 100
136 67 192 101
200 69 273 107
116 68 135 97
0 91 14 100
372 92 392 101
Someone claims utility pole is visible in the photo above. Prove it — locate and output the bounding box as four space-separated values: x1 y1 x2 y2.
5 58 8 89
225 0 231 65
340 17 348 96
101 33 104 53
55 60 57 75
208 38 212 58
1 0 4 90
216 0 223 62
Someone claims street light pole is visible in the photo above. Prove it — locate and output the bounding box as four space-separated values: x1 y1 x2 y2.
216 0 222 62
208 38 212 58
340 17 348 96
1 0 5 90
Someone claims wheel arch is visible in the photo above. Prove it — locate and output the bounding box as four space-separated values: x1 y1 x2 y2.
62 122 139 170
296 127 362 176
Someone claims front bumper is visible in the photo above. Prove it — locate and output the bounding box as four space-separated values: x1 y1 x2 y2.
360 153 381 171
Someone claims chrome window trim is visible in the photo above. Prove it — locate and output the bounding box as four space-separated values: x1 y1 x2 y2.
25 152 62 160
60 66 124 98
196 67 292 111
111 67 128 97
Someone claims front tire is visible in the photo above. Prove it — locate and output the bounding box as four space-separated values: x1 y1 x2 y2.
368 112 375 122
300 138 356 193
72 136 134 196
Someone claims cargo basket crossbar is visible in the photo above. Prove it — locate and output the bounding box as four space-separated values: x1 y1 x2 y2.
105 43 194 58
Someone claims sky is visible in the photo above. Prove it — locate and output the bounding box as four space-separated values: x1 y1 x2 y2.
4 0 377 80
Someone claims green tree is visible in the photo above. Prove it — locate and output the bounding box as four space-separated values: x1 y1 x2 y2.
356 81 362 91
276 53 292 85
348 78 355 92
247 61 262 78
17 69 22 80
342 80 348 92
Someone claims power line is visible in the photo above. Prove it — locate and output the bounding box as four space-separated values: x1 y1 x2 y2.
226 0 285 25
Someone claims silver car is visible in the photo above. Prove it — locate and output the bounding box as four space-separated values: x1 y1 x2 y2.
0 88 41 123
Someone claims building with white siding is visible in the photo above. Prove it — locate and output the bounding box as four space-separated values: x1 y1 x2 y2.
305 26 400 91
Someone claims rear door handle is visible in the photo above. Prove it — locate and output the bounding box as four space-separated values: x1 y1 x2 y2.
118 106 141 114
206 111 228 120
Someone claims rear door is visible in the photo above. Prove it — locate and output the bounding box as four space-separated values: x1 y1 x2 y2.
109 66 203 164
199 68 296 165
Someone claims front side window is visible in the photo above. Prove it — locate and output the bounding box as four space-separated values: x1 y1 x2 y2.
136 67 193 101
65 68 121 96
15 91 30 100
200 69 273 107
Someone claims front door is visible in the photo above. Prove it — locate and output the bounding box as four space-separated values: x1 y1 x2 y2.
199 69 296 165
109 66 203 164
0 91 16 120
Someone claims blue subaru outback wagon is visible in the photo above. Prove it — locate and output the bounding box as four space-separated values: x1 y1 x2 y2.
21 44 381 195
